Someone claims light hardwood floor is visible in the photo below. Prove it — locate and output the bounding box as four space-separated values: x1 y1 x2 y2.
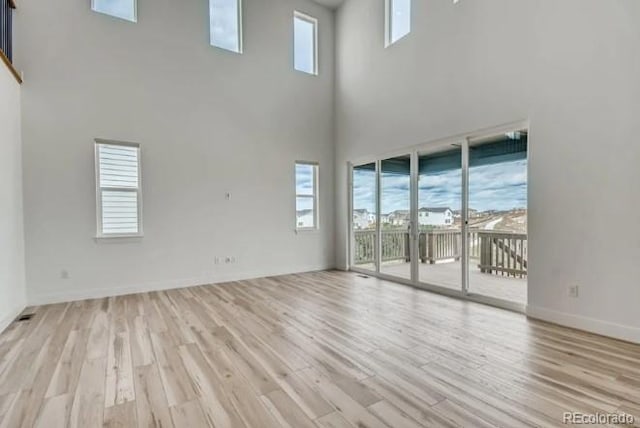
0 271 638 427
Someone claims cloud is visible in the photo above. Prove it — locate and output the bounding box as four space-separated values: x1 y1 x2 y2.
353 159 527 214
296 164 314 194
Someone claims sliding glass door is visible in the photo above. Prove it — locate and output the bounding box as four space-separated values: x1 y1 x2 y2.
380 155 412 280
417 148 463 291
467 132 528 304
352 163 378 272
349 126 528 308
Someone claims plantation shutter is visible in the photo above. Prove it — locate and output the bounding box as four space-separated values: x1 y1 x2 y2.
96 142 141 236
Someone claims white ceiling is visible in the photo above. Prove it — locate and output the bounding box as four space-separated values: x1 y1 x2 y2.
311 0 345 10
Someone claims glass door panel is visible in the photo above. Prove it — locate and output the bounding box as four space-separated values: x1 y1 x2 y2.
467 131 528 303
352 163 378 272
380 155 412 280
417 148 463 291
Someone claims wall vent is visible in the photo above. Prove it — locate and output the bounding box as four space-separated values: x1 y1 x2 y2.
16 314 34 322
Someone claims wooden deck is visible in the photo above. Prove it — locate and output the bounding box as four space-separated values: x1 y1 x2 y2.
0 271 637 427
360 260 527 304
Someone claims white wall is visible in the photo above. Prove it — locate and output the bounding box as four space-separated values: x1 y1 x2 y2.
335 0 640 342
0 62 27 332
16 0 336 304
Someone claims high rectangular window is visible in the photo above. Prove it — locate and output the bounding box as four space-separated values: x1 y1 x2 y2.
91 0 137 22
295 162 319 230
293 12 318 75
210 0 242 53
386 0 411 46
95 140 142 237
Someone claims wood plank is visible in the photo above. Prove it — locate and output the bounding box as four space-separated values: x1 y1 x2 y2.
368 400 430 428
177 343 246 428
34 394 71 428
104 315 135 407
68 357 107 428
104 401 138 427
261 389 316 428
169 400 209 427
149 331 197 407
296 367 388 428
129 315 155 367
46 329 90 398
134 364 174 428
315 411 354 428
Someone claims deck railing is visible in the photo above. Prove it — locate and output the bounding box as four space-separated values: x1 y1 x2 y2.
353 228 527 277
354 229 410 264
477 231 527 278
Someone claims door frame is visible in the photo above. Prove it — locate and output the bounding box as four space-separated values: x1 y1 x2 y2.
348 120 529 314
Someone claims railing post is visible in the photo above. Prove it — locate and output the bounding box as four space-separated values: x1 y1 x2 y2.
427 232 435 264
404 232 410 262
479 233 488 273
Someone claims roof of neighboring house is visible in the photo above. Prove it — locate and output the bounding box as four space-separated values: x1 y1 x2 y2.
418 207 452 213
353 209 368 215
296 209 313 216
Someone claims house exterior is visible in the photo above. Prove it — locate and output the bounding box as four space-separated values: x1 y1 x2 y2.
353 209 371 229
453 208 479 219
388 210 410 227
296 209 315 228
418 207 454 227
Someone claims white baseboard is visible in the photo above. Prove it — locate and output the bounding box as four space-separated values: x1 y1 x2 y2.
28 264 335 306
527 306 640 344
0 305 27 335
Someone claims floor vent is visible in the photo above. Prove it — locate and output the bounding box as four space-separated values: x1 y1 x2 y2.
356 274 370 279
16 314 34 322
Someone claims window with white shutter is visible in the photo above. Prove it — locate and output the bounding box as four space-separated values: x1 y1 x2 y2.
95 140 142 237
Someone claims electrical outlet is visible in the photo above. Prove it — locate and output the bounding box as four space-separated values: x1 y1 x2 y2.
61 270 70 279
568 285 579 298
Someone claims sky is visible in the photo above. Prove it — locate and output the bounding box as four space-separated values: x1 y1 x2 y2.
210 0 241 52
296 164 315 211
390 0 411 44
294 16 315 74
93 0 136 22
353 159 528 214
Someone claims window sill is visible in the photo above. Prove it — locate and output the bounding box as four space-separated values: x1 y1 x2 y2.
94 234 144 243
0 50 22 85
295 228 320 235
